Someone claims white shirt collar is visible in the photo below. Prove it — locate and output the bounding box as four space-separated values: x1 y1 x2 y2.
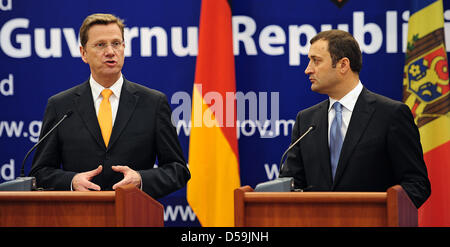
89 74 123 100
328 81 363 113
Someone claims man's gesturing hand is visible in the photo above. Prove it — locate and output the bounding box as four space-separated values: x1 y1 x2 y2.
72 165 102 191
112 165 142 190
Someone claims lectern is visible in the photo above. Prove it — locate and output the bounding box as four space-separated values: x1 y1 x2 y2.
234 185 417 227
0 184 164 227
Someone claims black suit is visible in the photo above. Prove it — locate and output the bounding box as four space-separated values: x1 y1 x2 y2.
30 78 190 199
280 87 431 208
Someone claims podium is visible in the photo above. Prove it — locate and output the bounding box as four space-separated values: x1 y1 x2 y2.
0 184 164 227
234 185 417 227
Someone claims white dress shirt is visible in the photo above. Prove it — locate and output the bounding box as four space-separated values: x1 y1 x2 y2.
89 74 123 126
328 81 363 146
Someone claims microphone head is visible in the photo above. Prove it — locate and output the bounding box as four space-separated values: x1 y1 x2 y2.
310 125 316 130
65 110 73 117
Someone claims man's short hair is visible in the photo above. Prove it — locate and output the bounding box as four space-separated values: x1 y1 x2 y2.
79 13 125 47
310 30 362 73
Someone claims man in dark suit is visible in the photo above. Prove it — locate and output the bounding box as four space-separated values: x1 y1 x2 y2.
279 30 431 208
30 13 190 199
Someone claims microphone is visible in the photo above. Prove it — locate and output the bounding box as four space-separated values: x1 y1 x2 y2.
20 110 73 177
279 125 315 174
0 110 73 191
254 125 315 192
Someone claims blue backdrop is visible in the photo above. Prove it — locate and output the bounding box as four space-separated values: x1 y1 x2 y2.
1 0 449 226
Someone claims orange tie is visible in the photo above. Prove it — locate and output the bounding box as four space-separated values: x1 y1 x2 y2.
98 89 113 147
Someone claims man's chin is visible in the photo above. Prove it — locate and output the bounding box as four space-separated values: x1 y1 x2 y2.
310 84 320 93
92 70 122 84
310 85 327 95
99 69 121 78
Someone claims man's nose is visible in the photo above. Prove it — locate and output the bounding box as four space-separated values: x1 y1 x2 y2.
305 62 313 75
104 45 115 56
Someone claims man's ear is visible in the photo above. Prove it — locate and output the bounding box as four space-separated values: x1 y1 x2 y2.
80 46 88 64
339 57 351 73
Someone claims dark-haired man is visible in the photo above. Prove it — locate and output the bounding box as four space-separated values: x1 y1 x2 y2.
279 30 431 208
30 13 190 198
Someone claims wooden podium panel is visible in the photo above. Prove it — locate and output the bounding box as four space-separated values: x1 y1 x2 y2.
0 185 164 227
235 185 417 227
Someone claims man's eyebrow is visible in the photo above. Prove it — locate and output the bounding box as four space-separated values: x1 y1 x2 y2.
308 55 321 60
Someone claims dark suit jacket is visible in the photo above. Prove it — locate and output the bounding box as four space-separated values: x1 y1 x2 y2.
279 87 431 208
30 78 190 199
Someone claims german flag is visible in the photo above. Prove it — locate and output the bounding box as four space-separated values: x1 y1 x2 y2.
187 0 241 227
403 0 450 226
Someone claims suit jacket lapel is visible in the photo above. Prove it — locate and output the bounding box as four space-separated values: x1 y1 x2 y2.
73 80 105 149
332 88 376 188
107 79 139 150
315 100 333 187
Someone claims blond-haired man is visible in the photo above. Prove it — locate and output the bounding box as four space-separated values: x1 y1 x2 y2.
30 14 190 198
